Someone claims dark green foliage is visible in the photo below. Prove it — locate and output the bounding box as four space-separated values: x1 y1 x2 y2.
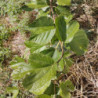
55 16 66 41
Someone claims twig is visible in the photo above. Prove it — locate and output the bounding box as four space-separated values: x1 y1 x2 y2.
50 0 55 21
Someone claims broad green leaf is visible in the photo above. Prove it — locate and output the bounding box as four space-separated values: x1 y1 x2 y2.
66 21 79 43
60 80 74 98
32 29 55 45
57 0 71 6
29 26 54 34
36 94 51 98
69 30 89 55
28 16 54 36
29 16 54 28
11 64 33 80
23 65 57 95
27 16 55 45
29 53 54 68
23 67 51 89
55 16 66 41
26 0 48 9
6 87 19 98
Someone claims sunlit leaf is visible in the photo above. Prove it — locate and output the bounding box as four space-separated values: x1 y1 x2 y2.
32 29 55 45
23 65 57 95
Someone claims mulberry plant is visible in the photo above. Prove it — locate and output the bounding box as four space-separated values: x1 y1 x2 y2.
10 0 89 98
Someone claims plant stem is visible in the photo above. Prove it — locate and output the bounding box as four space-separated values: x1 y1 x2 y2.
50 0 55 21
57 41 64 63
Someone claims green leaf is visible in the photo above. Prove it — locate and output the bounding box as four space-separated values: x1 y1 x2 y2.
60 91 71 98
56 6 71 16
32 29 55 45
28 16 54 37
29 16 54 28
36 94 51 98
57 0 71 6
11 63 33 80
44 82 59 95
25 41 43 53
27 16 55 45
64 15 73 23
64 58 73 73
6 87 19 98
55 16 66 41
66 21 79 43
41 47 55 57
60 80 74 98
10 57 33 80
52 49 62 62
58 59 64 72
31 46 47 54
23 65 57 95
29 26 54 34
69 30 89 55
29 53 54 68
23 67 50 89
26 0 48 9
25 41 49 54
21 5 33 11
10 56 25 69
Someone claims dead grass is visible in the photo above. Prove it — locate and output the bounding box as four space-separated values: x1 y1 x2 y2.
67 41 98 98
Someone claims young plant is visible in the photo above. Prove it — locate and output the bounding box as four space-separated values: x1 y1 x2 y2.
10 0 89 97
